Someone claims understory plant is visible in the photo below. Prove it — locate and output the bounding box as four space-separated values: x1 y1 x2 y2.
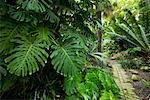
64 68 120 100
104 0 150 71
106 0 150 52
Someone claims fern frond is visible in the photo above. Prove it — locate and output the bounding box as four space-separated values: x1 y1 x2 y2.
5 36 49 76
50 35 86 76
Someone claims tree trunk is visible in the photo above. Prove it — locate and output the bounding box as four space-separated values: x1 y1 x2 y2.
97 30 102 52
96 11 102 52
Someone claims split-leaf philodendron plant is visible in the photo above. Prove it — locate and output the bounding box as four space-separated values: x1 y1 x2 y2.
0 0 120 99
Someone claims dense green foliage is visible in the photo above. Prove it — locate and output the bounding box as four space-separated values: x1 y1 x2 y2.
64 69 120 100
0 0 121 99
106 0 150 51
0 0 149 99
103 0 150 70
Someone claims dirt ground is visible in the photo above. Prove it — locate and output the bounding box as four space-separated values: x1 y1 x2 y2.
127 69 150 100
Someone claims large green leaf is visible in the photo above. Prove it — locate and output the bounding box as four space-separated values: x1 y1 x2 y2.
97 70 120 95
44 10 60 23
17 0 52 12
100 90 116 100
139 25 150 50
5 36 49 76
36 27 55 48
10 10 32 22
77 81 99 99
85 69 120 97
64 73 82 95
0 58 7 80
50 35 86 76
107 24 150 51
119 23 147 49
0 18 28 53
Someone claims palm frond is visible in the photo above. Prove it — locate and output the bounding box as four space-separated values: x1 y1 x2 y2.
107 26 138 47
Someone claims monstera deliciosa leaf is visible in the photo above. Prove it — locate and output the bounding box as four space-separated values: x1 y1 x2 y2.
10 10 32 22
0 18 28 53
5 36 49 76
0 58 7 80
50 35 86 76
36 27 55 48
64 73 82 95
77 81 99 99
17 0 52 12
44 10 60 23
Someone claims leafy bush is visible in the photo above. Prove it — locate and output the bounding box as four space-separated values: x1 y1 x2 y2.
0 0 120 99
105 1 150 52
107 23 150 51
103 39 120 55
64 68 120 100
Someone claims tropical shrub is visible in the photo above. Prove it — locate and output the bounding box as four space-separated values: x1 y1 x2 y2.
107 23 150 51
105 0 150 52
0 0 120 99
64 68 120 100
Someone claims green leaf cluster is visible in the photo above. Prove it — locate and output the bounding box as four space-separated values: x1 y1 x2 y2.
5 36 49 76
0 0 121 99
51 35 86 76
107 14 150 51
63 68 120 100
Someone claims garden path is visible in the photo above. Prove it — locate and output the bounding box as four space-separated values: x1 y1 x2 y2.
109 60 140 100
